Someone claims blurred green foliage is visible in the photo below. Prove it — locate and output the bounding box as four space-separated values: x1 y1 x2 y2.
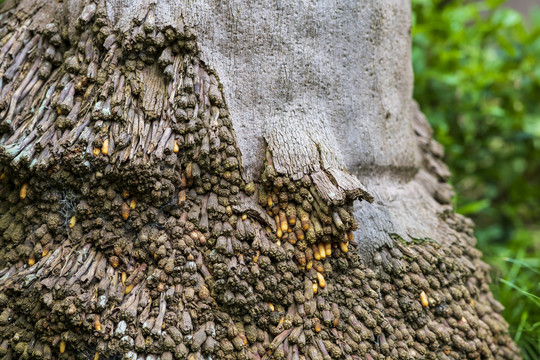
412 0 540 358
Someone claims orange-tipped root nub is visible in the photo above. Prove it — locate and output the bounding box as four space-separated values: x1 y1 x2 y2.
420 291 429 307
60 341 66 354
121 203 130 220
279 211 288 232
318 242 326 260
317 272 326 288
101 138 109 155
94 316 102 331
20 183 29 200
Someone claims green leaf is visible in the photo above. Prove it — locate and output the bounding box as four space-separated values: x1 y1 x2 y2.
457 199 491 215
500 279 540 307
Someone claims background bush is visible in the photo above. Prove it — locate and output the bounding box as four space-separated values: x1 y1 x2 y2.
412 0 540 358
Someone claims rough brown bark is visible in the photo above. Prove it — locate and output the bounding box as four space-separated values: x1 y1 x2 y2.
0 1 521 359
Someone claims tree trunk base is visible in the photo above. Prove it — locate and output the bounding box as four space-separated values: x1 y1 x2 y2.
0 1 521 360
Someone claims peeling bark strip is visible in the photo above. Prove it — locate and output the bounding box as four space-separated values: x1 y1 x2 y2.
0 1 521 360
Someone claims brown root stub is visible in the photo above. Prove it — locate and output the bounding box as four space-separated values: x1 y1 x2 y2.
0 1 520 360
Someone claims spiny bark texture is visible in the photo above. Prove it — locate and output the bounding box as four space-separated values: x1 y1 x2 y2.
0 1 521 360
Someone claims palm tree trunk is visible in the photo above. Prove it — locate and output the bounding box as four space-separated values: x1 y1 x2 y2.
0 1 520 359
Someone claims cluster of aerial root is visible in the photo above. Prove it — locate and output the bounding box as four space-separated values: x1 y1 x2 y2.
0 1 521 360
